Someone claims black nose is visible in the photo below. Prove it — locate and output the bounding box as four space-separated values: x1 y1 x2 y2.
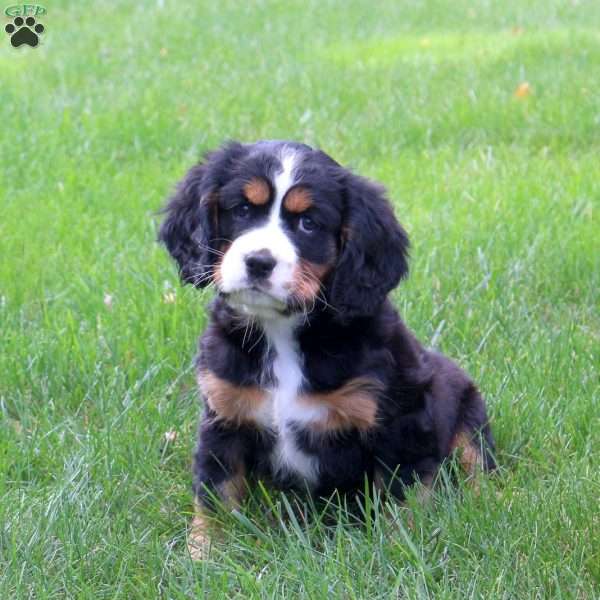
245 249 276 280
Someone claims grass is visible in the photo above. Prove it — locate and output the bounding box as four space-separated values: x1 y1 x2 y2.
1 0 598 597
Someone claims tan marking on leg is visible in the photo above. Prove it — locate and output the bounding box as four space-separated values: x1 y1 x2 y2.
188 502 215 561
301 377 383 433
283 186 312 213
243 177 270 205
188 466 247 561
216 467 247 510
198 369 267 425
450 431 484 494
450 431 484 475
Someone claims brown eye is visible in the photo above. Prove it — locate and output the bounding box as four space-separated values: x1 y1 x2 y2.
233 203 250 218
299 215 316 234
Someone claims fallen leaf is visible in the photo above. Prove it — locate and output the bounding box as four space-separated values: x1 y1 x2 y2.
514 81 532 99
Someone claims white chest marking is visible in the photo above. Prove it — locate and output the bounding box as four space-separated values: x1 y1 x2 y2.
261 318 326 485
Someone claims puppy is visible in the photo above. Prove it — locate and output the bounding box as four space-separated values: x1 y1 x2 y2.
159 140 495 557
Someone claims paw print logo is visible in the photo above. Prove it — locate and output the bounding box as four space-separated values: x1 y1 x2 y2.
5 16 45 47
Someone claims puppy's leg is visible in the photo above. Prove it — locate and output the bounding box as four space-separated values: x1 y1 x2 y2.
450 384 496 491
188 503 213 562
374 408 440 506
188 416 249 560
450 431 484 473
449 427 494 494
374 459 438 533
374 458 438 505
188 469 246 561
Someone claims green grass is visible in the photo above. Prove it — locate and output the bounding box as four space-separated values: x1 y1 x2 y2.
1 0 599 597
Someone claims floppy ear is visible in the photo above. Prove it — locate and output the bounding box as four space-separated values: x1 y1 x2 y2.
328 172 409 319
158 163 217 287
159 142 246 287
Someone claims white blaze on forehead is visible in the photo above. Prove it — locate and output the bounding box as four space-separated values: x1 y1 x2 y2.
271 150 298 219
218 149 300 304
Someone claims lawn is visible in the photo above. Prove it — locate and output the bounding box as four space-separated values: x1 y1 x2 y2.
1 0 598 597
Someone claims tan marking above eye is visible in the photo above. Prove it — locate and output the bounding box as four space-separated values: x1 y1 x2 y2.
243 178 270 205
283 187 313 213
300 377 383 433
198 369 267 425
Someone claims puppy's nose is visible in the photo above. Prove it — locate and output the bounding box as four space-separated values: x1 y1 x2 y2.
245 249 276 280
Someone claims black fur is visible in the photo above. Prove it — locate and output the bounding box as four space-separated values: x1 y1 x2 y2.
329 172 409 320
159 142 247 286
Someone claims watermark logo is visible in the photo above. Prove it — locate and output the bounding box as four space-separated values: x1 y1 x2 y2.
4 4 45 47
5 4 45 16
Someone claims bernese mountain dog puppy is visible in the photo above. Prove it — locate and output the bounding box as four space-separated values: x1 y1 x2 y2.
159 140 495 557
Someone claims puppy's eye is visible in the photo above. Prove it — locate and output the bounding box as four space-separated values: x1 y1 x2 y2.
232 203 251 218
299 215 317 234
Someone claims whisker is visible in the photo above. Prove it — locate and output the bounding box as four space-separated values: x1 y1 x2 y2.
241 316 253 349
210 237 233 245
246 320 265 354
194 242 225 257
190 268 217 286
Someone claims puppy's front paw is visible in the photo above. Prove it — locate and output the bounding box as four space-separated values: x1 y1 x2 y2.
188 512 213 561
